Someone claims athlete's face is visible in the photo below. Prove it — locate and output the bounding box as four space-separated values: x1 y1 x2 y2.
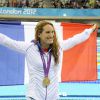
39 24 55 48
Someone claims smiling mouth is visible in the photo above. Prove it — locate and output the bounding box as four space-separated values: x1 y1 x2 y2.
48 38 53 41
47 37 53 39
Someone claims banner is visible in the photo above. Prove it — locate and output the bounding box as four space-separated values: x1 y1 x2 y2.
0 8 100 16
0 21 97 86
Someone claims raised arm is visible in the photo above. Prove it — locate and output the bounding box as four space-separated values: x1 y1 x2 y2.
0 32 32 54
61 24 97 51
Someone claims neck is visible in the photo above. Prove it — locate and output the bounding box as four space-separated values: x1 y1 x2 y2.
41 43 49 49
40 41 49 49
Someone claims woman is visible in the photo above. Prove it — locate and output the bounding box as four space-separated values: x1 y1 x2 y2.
0 20 97 100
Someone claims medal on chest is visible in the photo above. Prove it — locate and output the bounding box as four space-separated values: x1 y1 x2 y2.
43 77 50 87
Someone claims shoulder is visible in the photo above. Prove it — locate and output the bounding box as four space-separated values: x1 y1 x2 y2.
26 41 37 52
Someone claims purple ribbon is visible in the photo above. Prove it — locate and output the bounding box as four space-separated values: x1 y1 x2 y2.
40 51 51 77
37 42 51 77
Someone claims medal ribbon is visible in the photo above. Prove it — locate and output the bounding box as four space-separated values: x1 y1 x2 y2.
37 42 51 77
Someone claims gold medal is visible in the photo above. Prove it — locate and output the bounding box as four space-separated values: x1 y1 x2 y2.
43 77 50 87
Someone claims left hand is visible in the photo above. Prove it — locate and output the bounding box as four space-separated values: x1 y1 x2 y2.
91 24 97 32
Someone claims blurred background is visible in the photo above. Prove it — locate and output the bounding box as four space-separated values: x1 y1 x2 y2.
0 0 99 9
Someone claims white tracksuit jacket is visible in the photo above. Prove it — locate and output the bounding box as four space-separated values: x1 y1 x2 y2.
0 28 93 100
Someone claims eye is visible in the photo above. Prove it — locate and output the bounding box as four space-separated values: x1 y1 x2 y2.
52 31 55 34
46 31 50 33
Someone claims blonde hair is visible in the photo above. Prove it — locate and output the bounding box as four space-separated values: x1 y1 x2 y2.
35 20 59 65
